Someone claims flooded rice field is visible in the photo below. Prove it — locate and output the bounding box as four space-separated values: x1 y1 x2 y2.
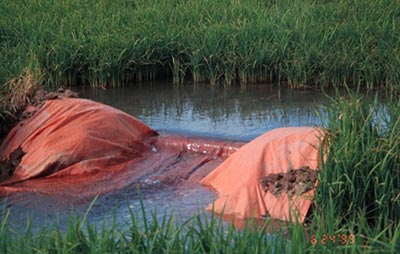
1 82 330 231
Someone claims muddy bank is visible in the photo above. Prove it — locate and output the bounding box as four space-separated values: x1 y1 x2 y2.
0 85 78 137
19 88 79 121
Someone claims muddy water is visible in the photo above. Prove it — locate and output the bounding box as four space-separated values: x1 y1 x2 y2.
1 82 329 232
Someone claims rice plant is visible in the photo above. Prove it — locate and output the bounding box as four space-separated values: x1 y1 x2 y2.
314 91 400 252
1 0 399 88
0 195 291 254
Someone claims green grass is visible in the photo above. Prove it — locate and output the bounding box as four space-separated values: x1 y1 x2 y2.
0 193 390 254
0 198 289 254
314 91 400 253
1 0 400 88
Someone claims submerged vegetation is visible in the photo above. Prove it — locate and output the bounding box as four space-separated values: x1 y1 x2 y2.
1 0 400 88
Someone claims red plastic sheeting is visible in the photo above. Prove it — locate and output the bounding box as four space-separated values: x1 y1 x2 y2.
0 98 243 202
201 127 325 223
0 98 325 223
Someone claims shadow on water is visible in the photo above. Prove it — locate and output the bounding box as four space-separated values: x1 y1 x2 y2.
1 81 332 232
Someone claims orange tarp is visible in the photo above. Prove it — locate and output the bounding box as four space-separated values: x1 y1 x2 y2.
0 98 157 185
0 98 242 202
0 97 325 223
200 127 325 223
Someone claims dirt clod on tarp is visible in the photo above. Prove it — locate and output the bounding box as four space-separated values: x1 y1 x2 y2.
260 166 318 197
0 146 25 182
1 84 79 139
19 88 78 121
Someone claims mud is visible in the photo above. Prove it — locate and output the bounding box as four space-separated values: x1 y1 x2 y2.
0 146 25 182
20 88 78 121
260 166 318 197
0 87 79 139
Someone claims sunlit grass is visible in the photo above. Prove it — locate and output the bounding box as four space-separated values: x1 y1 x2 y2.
314 90 400 253
0 198 289 254
1 0 399 88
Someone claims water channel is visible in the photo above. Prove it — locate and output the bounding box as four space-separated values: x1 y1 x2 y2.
1 82 330 232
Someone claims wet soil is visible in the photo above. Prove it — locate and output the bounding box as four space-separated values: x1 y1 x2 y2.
19 88 78 121
0 146 25 182
0 87 79 138
260 166 318 197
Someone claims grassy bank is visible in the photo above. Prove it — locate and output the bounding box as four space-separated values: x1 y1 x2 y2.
312 93 400 253
1 0 400 88
0 192 394 254
0 69 42 138
0 202 289 254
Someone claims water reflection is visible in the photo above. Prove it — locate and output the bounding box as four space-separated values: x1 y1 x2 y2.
78 82 327 141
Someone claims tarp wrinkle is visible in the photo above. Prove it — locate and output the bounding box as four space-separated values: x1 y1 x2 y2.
0 98 324 222
200 127 325 222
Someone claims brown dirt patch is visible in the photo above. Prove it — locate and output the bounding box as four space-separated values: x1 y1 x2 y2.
0 71 79 138
260 166 318 197
19 88 78 121
0 146 25 182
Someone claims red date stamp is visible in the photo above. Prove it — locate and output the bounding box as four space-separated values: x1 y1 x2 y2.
310 233 355 245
